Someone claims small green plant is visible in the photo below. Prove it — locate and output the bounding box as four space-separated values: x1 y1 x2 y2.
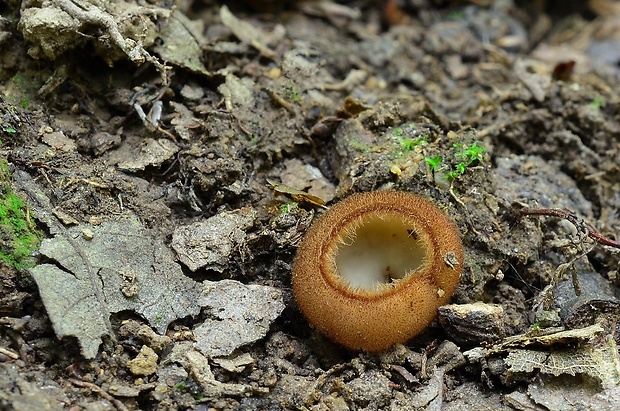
283 85 302 102
173 381 188 391
279 202 299 214
447 10 465 20
588 95 605 111
391 124 428 154
0 160 42 270
445 142 486 180
399 136 427 152
424 155 442 172
454 142 485 163
391 127 404 137
290 90 301 102
11 74 24 85
4 127 17 134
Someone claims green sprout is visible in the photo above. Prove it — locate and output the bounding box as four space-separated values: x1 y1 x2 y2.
391 127 404 137
391 124 428 156
455 142 485 163
588 95 605 111
445 142 486 180
4 127 17 134
173 381 188 391
424 155 443 172
447 10 465 20
399 136 427 152
283 85 302 102
0 160 42 270
291 91 302 102
11 74 24 85
279 202 299 214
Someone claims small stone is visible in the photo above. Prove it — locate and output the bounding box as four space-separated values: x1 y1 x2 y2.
438 302 505 344
127 345 158 376
81 229 94 240
212 353 254 372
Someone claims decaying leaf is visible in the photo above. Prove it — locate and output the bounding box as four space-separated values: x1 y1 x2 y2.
116 138 179 171
184 348 269 397
267 179 327 209
29 219 202 359
219 5 277 60
465 323 620 390
505 337 620 388
493 323 605 349
152 10 211 76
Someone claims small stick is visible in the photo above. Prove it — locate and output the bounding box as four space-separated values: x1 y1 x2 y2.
519 207 620 250
69 379 129 411
0 346 19 360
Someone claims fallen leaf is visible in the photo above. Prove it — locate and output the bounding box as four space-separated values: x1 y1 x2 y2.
29 219 202 358
220 5 276 59
152 10 211 76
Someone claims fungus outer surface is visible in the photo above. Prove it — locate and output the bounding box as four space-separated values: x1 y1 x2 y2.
292 191 463 352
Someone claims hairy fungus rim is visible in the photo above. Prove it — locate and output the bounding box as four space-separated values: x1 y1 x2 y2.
319 209 438 300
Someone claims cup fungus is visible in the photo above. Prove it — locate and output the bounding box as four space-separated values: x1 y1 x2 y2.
292 191 463 352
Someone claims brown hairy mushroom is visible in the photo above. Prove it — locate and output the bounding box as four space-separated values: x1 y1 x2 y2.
292 191 463 352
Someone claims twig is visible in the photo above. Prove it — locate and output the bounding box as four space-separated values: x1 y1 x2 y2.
519 207 618 308
519 207 620 250
69 379 129 411
0 346 19 360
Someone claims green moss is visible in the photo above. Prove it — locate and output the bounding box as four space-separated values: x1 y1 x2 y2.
0 160 42 270
447 10 465 20
4 72 41 108
349 139 371 153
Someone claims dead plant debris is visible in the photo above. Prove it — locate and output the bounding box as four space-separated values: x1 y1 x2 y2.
2 0 620 409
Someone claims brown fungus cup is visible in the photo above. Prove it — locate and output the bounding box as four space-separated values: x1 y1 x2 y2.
292 191 463 352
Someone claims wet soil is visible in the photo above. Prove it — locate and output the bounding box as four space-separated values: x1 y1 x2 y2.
1 1 620 410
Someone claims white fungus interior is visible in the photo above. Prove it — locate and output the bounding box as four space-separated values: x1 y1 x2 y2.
332 213 429 291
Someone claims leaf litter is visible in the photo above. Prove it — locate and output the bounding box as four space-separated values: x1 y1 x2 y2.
3 0 620 409
29 218 202 359
18 170 284 360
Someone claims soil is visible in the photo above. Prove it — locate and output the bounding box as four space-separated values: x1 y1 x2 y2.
1 1 620 410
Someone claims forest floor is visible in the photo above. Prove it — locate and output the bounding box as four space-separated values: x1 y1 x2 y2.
1 0 620 410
